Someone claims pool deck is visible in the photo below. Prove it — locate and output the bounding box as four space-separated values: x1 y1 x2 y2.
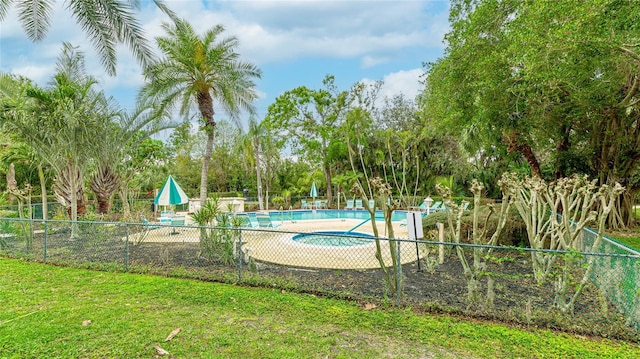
135 214 423 270
243 218 417 270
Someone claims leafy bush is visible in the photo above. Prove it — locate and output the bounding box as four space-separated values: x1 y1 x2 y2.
0 210 18 218
192 198 238 266
423 205 527 247
271 196 285 207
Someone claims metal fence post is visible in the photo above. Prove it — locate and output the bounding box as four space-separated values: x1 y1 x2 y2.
237 230 243 282
125 223 129 272
43 221 48 263
395 239 402 307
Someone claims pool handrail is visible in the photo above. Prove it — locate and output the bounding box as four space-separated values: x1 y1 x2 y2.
346 218 371 233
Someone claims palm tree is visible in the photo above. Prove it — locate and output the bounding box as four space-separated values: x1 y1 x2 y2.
90 100 174 215
140 19 261 206
242 117 266 210
1 44 106 237
0 0 162 75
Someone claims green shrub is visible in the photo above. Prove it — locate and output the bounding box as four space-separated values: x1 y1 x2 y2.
272 196 285 207
423 204 527 247
0 210 19 218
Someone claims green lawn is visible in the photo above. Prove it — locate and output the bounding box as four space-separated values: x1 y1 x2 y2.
605 206 640 250
0 258 638 358
615 236 640 250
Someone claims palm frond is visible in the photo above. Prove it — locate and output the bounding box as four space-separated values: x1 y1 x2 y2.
16 0 53 41
0 0 15 20
66 0 152 75
67 0 117 75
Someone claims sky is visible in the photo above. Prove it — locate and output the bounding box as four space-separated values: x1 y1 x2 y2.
0 0 450 135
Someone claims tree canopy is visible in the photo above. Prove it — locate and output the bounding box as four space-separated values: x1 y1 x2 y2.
141 19 261 205
422 0 640 223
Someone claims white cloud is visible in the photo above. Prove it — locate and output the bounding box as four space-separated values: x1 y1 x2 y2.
1 1 446 113
10 64 56 84
154 0 449 64
362 68 425 105
380 68 425 100
361 55 390 68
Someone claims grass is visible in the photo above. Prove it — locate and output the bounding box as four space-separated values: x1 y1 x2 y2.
1 259 638 358
604 206 640 251
615 236 640 250
607 225 640 251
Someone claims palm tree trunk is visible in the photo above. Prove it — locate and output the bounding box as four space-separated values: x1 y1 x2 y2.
69 162 79 238
255 143 264 210
38 165 48 220
91 164 120 214
6 163 17 204
200 130 214 205
197 91 216 206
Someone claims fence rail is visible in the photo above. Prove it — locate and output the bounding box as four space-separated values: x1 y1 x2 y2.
0 217 638 341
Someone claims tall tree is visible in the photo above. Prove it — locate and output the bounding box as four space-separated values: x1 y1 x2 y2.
242 117 266 210
140 19 261 205
266 75 350 206
423 0 640 224
90 100 173 215
0 0 162 75
1 44 105 236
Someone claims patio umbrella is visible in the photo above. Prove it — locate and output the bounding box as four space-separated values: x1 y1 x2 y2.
154 175 189 209
310 182 319 209
310 182 318 200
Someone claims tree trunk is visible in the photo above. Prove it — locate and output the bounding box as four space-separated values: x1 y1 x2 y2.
554 123 571 180
119 187 131 218
197 91 216 206
68 162 79 239
53 163 86 221
255 141 264 210
38 165 48 220
324 163 333 207
90 164 120 214
6 163 17 204
504 131 542 178
200 130 214 205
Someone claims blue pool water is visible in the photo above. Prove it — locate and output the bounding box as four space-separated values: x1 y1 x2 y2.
266 209 406 222
292 231 375 246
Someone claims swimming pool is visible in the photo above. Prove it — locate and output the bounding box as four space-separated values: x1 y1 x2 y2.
292 231 375 247
265 209 407 222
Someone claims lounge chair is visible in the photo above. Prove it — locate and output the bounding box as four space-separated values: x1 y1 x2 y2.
355 199 364 210
141 216 160 230
301 199 309 209
430 201 445 212
399 211 427 227
314 200 322 209
256 213 281 228
235 214 259 228
171 216 186 226
408 202 428 212
169 215 186 235
345 200 355 210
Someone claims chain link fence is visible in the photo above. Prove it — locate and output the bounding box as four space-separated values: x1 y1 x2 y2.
0 217 638 341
